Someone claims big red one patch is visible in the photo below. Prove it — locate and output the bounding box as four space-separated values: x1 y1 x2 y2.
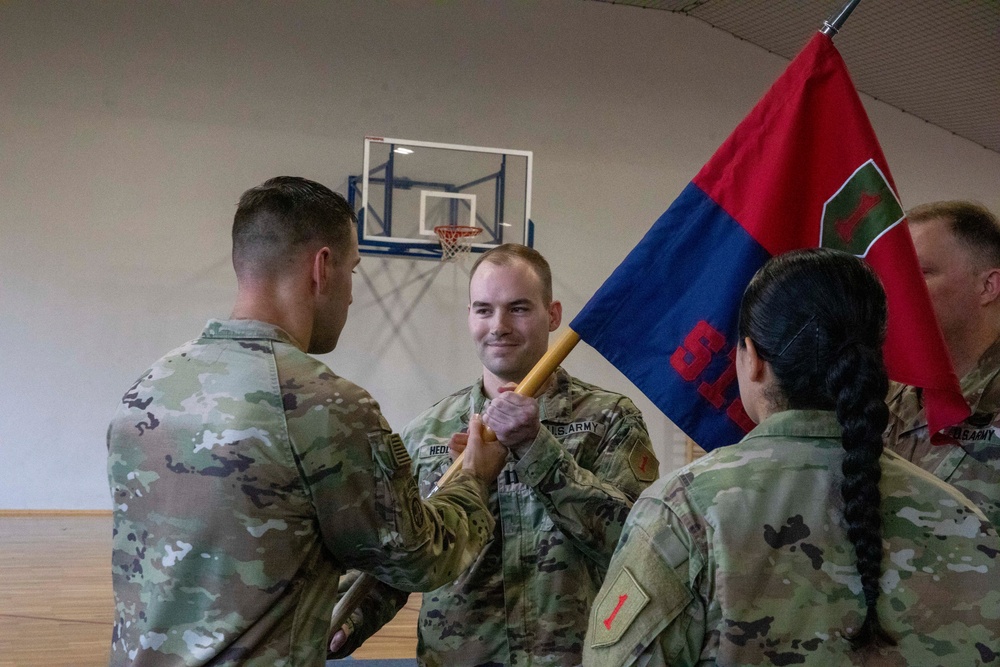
820 159 904 257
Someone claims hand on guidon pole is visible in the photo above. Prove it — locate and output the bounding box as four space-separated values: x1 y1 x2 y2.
482 383 541 457
328 329 583 651
460 413 509 483
447 432 468 461
328 605 362 656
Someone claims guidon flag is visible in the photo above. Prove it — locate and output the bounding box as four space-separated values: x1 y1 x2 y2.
570 33 969 451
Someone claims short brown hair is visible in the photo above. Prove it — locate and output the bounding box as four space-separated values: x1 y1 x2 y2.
232 176 356 278
470 244 553 304
908 200 1000 269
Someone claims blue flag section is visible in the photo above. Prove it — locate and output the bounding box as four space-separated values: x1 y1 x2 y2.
571 183 769 450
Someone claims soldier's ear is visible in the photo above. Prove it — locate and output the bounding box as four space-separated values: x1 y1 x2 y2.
979 267 1000 307
547 300 562 332
743 338 767 382
312 247 332 295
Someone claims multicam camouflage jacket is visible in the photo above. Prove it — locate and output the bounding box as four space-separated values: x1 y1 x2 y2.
339 368 658 666
885 336 1000 526
107 319 495 667
584 409 1000 667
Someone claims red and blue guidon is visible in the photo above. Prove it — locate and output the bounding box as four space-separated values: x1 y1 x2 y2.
571 33 968 451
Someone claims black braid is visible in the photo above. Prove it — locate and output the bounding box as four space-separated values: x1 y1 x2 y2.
827 343 896 650
738 248 898 651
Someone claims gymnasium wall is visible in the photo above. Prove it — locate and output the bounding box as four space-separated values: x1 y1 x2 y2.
2 0 998 509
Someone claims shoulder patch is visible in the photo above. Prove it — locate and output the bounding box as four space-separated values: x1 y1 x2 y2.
369 432 412 473
586 522 698 665
589 567 650 648
387 433 412 469
629 439 659 483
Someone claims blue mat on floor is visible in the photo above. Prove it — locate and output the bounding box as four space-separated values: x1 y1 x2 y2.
327 660 416 666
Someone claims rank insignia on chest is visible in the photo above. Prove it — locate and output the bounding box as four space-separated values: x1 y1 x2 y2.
589 567 650 647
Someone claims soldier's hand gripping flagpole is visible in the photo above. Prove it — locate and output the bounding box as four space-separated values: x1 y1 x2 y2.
329 329 581 647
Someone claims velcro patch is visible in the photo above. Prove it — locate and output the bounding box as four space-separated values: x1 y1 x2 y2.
549 421 606 439
629 440 658 483
369 432 412 472
945 423 1000 444
418 443 452 459
589 567 650 647
387 433 411 469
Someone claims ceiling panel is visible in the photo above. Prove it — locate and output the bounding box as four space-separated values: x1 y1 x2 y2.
589 0 1000 154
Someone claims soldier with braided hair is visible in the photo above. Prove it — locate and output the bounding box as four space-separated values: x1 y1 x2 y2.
584 248 1000 666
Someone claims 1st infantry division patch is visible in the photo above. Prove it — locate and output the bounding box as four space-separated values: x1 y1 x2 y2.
590 566 650 648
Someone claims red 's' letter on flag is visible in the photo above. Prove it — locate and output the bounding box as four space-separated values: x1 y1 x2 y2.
571 33 968 451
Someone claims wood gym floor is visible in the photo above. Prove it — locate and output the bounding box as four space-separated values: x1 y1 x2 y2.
0 513 420 667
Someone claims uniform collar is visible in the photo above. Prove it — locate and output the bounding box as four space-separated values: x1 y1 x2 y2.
959 335 1000 414
742 409 842 442
201 319 298 346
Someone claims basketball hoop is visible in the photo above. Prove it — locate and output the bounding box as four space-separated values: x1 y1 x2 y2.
434 225 482 262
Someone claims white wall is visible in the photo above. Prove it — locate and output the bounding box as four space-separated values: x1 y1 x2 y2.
2 0 998 509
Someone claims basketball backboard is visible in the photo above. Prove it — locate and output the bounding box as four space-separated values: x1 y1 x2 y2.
348 137 534 260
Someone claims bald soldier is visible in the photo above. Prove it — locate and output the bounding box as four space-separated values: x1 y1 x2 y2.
331 243 659 666
885 200 1000 525
107 177 508 666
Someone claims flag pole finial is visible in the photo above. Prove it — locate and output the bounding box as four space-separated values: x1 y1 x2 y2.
820 0 862 37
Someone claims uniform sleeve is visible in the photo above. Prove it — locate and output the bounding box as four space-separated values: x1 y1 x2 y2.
283 364 495 592
514 398 658 568
583 497 704 667
330 398 487 657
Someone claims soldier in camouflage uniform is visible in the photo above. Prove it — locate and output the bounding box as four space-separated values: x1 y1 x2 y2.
332 244 658 666
586 249 1000 666
107 177 508 666
885 201 1000 526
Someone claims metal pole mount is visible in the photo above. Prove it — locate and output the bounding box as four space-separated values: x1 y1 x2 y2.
820 0 862 37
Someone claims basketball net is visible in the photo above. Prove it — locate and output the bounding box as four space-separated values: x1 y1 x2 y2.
434 225 482 262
